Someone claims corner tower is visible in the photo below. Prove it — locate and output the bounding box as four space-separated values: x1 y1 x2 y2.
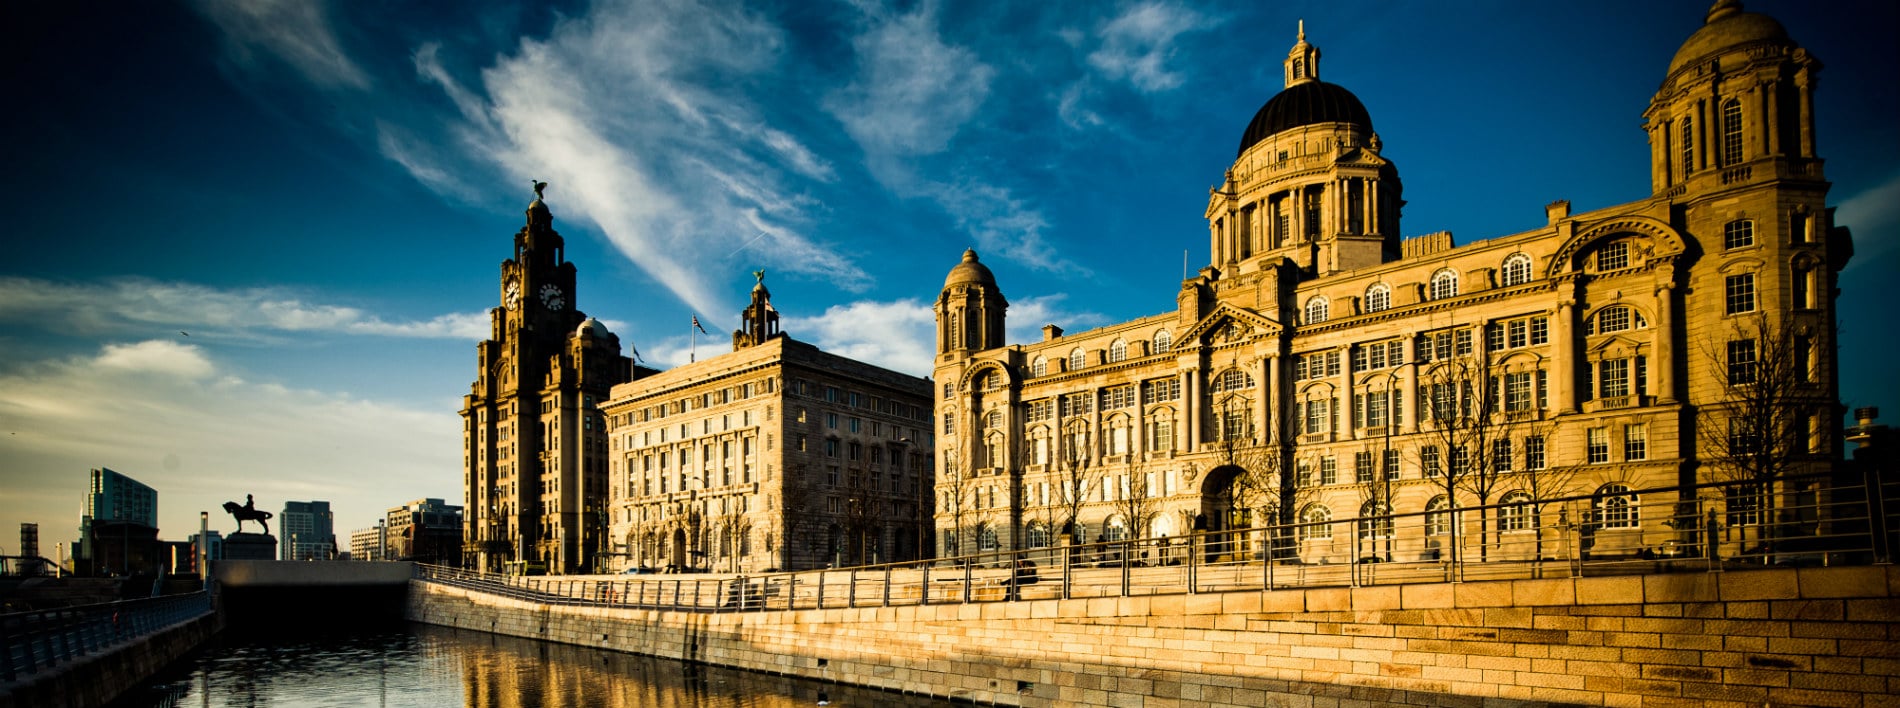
935 249 1008 359
1209 22 1401 279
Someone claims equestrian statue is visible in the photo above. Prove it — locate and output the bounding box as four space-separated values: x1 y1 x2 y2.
223 494 273 535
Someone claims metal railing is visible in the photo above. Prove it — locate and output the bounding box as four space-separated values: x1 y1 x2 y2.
415 472 1895 613
0 590 213 682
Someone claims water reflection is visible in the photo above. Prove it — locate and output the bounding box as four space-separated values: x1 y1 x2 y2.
116 623 949 707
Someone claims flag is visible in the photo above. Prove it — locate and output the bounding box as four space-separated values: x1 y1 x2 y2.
692 315 708 334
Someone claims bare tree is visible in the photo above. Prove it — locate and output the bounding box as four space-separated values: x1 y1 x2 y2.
937 445 978 558
779 464 819 570
1107 457 1161 561
1696 319 1826 551
1416 328 1539 566
842 451 883 566
1049 431 1104 545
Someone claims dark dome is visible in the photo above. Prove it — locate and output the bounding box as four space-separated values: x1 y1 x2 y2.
1237 81 1374 158
1667 0 1792 76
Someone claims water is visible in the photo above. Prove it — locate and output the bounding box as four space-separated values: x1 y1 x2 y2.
114 623 952 707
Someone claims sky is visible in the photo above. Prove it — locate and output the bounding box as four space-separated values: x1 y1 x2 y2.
1 0 1895 555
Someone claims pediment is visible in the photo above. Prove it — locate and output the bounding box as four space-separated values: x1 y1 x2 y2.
1178 303 1283 345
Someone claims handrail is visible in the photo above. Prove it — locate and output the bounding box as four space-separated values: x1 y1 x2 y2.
0 590 213 682
414 471 1895 613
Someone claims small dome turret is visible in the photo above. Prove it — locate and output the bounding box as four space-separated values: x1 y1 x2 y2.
1667 0 1793 76
576 317 611 339
943 249 997 289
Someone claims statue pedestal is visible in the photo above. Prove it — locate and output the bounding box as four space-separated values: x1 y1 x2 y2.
225 532 278 561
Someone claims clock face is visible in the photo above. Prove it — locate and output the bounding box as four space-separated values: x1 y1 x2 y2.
504 280 521 310
539 284 565 310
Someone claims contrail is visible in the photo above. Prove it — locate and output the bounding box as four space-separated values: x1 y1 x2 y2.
728 231 771 258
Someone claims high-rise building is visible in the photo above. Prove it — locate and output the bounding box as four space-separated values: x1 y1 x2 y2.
933 3 1850 563
280 500 335 561
349 526 384 561
79 467 159 574
461 190 644 574
602 275 935 572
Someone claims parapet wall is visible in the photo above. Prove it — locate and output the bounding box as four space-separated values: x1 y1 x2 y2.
407 566 1900 707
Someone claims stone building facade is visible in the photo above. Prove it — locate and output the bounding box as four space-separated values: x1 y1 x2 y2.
461 194 640 574
933 2 1850 563
603 277 934 573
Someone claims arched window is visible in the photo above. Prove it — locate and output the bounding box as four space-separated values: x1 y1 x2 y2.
1108 339 1128 363
1365 284 1390 313
1721 98 1743 166
1500 253 1533 286
1026 522 1051 548
1499 491 1534 532
1424 496 1451 536
1298 504 1333 540
978 525 999 551
1304 296 1329 324
1587 305 1648 335
1069 348 1086 371
1680 114 1695 176
1357 501 1392 540
1593 484 1637 528
1430 269 1459 300
1030 356 1047 377
985 410 1002 429
1104 516 1127 542
1153 329 1172 354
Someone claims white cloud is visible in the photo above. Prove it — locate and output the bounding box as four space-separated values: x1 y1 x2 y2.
191 0 370 90
1838 171 1900 273
401 0 871 316
0 277 489 340
783 299 938 377
1004 294 1111 346
929 181 1088 276
1086 2 1218 93
0 341 459 546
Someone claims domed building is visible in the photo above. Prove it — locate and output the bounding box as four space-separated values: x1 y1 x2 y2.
932 4 1850 565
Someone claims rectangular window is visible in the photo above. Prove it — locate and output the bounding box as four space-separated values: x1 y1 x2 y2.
1792 268 1812 309
1141 378 1179 404
1303 399 1327 434
1146 418 1174 452
1727 339 1758 385
1355 451 1374 483
942 413 954 434
1530 317 1548 346
1587 428 1610 464
1724 220 1755 249
1365 390 1389 428
1507 319 1527 349
1101 385 1136 410
1600 359 1631 398
1624 424 1647 461
1525 436 1546 470
1453 329 1472 357
1422 446 1442 478
1486 324 1504 352
1504 372 1533 412
1598 241 1630 271
1725 273 1756 314
1027 399 1053 423
1383 449 1400 479
1493 439 1513 473
1791 212 1809 244
1319 457 1337 486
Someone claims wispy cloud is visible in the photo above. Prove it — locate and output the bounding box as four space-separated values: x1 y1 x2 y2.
1837 171 1900 273
0 340 458 544
1005 294 1111 345
191 0 370 90
0 277 488 340
398 0 870 318
825 0 994 172
1086 2 1219 93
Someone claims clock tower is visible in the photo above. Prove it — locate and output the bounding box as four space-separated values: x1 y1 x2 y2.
462 186 637 574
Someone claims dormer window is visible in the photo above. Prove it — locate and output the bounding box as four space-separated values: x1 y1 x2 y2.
1304 296 1329 324
1430 269 1459 300
1365 284 1390 313
1069 348 1086 371
1500 253 1533 286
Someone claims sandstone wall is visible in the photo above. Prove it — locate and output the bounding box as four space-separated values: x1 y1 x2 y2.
407 566 1900 707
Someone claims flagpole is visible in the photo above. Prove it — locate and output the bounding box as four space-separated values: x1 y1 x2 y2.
691 317 697 363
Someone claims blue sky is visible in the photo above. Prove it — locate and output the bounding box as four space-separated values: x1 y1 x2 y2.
1 0 1895 551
